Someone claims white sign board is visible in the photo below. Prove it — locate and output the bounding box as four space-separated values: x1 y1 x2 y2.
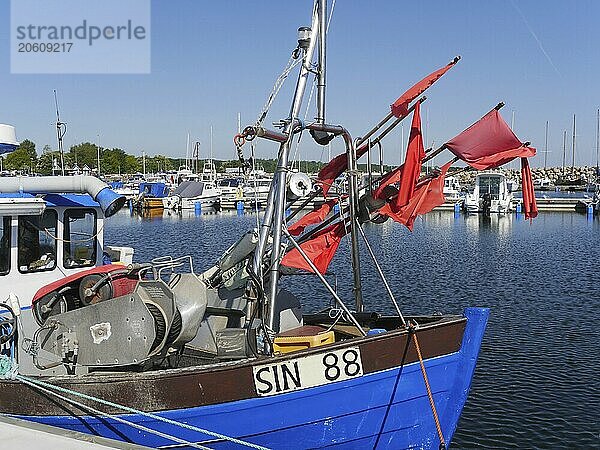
253 347 363 397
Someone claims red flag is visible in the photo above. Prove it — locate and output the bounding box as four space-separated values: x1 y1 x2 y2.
445 108 536 169
318 142 380 196
318 58 458 196
317 153 347 197
396 102 425 208
288 199 337 236
391 57 460 118
373 164 404 199
521 157 538 220
380 161 452 231
282 222 346 274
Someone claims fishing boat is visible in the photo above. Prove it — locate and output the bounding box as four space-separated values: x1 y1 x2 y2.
464 172 513 214
0 3 543 448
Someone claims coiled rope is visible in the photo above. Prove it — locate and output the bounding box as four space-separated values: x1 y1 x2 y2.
0 355 269 450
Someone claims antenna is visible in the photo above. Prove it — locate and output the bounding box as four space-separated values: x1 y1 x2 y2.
97 133 101 177
53 90 66 176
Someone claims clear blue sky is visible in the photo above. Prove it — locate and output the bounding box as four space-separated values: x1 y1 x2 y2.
1 0 599 167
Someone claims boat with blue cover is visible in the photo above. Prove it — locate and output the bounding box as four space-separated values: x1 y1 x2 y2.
0 2 524 448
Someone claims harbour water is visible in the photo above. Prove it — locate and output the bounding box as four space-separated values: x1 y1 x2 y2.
105 210 600 448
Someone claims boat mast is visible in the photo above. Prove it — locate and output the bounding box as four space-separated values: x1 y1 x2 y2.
186 132 190 171
572 114 576 174
544 120 548 169
264 4 322 330
316 0 326 124
562 130 566 175
596 108 600 176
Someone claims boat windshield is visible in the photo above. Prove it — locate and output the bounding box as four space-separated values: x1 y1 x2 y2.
0 217 10 275
18 210 58 273
219 178 240 187
63 209 97 269
478 176 501 199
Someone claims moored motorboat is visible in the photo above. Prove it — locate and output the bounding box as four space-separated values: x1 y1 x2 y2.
464 172 513 214
162 180 221 210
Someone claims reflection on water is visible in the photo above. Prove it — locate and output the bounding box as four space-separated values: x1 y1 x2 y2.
104 210 600 448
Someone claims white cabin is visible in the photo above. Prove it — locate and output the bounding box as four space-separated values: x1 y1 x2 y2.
464 172 513 214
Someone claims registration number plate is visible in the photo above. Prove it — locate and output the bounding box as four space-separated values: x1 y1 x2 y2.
253 346 363 396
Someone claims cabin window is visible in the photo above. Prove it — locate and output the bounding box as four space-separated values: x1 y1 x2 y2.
0 217 10 275
479 176 501 199
63 209 97 269
18 210 57 273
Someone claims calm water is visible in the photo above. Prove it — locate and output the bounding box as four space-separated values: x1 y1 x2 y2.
105 209 600 449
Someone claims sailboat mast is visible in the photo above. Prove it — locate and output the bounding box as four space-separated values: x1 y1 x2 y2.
186 132 190 170
562 130 566 175
544 120 548 169
264 4 322 330
572 114 576 173
596 108 600 171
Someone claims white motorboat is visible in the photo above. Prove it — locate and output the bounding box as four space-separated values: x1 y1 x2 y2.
162 180 220 210
218 177 245 202
443 175 462 202
243 174 272 205
464 172 513 213
533 176 553 191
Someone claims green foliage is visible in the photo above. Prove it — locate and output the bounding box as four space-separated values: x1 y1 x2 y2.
101 148 140 174
68 142 98 169
37 150 60 175
5 138 361 176
4 139 37 172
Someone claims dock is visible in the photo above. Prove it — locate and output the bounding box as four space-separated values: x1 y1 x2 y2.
221 197 588 213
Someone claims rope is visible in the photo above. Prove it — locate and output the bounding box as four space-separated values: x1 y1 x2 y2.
16 375 211 450
411 325 446 450
0 355 269 450
256 56 302 128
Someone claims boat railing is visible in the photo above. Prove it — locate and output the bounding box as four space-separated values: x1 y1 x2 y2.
151 255 195 279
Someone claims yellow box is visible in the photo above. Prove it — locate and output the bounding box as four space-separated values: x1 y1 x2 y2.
273 326 335 354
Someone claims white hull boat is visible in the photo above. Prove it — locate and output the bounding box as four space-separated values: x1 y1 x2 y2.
464 172 513 213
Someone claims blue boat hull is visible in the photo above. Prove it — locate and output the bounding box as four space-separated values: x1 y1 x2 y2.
16 308 489 449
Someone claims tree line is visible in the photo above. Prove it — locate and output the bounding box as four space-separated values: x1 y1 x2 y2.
1 140 398 176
